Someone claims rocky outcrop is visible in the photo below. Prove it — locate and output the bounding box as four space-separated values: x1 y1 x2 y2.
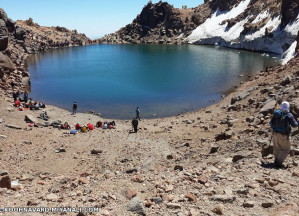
281 0 299 29
98 2 211 45
0 9 92 92
206 0 242 12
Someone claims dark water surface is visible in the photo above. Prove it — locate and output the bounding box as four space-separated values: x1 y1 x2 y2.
27 44 279 119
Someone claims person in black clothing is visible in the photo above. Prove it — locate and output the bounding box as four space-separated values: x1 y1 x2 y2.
23 91 28 103
72 102 77 115
131 118 138 133
16 91 20 99
10 82 15 90
13 92 17 102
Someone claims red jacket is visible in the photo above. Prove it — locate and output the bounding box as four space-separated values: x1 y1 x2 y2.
87 123 94 130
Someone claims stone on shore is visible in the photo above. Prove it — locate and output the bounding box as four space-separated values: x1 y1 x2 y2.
0 175 11 189
126 197 146 215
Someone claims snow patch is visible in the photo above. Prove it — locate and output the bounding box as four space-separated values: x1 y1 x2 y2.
252 10 269 24
245 16 281 41
281 41 297 65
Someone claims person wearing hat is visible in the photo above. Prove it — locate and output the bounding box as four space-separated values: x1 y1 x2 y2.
270 101 298 168
75 122 81 130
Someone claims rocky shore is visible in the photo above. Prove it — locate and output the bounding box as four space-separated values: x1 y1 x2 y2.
0 9 93 92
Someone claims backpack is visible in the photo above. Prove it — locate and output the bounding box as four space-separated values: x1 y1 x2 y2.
270 109 291 135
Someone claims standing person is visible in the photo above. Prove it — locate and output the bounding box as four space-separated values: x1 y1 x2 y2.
16 91 20 100
13 92 17 102
270 101 298 168
136 107 141 120
132 118 138 133
23 91 28 103
10 81 15 90
72 102 77 115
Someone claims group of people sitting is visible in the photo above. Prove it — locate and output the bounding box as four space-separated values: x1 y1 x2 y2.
69 121 116 134
13 91 46 111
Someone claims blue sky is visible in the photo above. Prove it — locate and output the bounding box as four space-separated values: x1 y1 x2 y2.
1 0 204 38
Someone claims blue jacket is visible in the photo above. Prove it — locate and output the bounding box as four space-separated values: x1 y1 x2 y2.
270 110 298 134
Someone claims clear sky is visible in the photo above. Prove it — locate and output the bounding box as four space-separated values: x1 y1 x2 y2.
1 0 204 38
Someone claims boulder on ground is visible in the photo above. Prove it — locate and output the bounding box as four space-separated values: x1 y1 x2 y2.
260 100 276 116
0 175 11 189
91 149 102 154
25 114 37 123
126 197 146 215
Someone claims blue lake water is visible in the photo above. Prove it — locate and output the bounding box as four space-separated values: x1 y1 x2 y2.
27 44 279 119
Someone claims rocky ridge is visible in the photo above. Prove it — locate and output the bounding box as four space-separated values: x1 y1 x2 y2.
0 10 92 92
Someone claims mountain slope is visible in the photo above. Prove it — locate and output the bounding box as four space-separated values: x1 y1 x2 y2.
99 0 299 60
187 0 299 56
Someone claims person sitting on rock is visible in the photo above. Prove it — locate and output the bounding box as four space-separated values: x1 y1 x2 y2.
87 123 94 130
81 125 87 133
60 122 70 130
14 99 21 107
96 121 103 128
270 101 298 168
75 122 81 130
40 110 49 121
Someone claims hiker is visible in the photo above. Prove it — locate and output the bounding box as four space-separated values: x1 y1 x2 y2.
40 110 49 121
75 122 81 130
16 91 20 100
96 121 103 128
136 107 141 120
81 125 87 133
10 81 15 89
61 122 70 130
87 123 94 130
270 101 298 168
103 122 108 129
14 99 21 107
72 102 77 115
13 92 17 102
23 91 28 103
132 118 138 133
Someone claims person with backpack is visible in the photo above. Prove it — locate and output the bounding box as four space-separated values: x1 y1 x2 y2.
72 102 77 115
270 101 298 168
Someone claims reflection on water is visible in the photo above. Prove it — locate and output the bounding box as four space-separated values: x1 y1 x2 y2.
27 44 279 119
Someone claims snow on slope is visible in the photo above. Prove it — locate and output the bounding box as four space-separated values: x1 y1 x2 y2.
187 0 250 44
282 41 297 65
186 0 299 62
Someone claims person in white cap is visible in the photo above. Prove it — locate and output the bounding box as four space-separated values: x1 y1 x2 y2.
270 101 298 168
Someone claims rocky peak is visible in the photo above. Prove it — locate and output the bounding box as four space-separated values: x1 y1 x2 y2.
136 1 182 30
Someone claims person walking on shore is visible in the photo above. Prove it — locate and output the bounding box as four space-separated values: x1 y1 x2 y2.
72 102 77 115
136 107 141 120
132 118 138 133
270 101 298 168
